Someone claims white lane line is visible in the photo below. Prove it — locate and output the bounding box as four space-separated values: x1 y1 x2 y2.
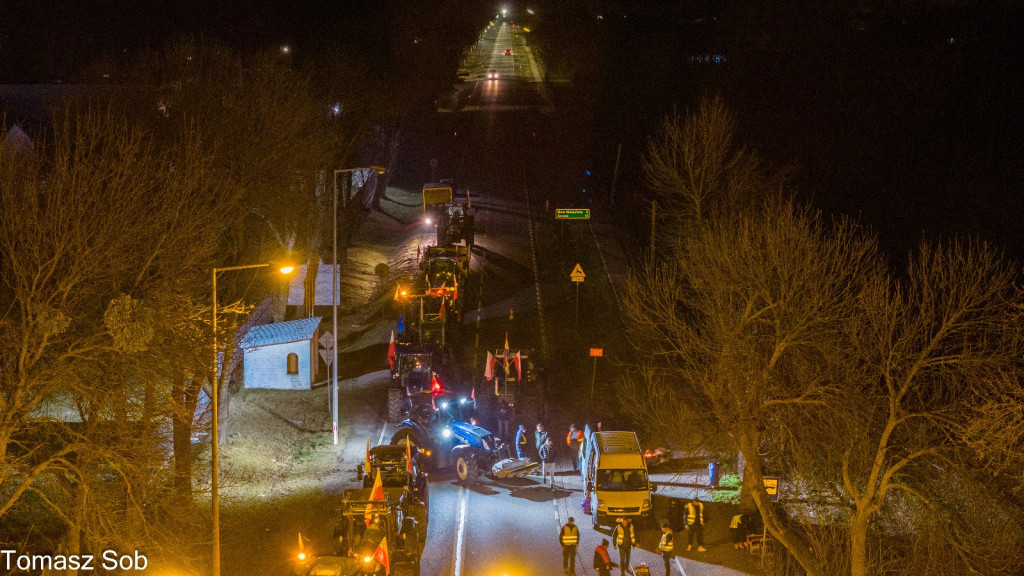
524 187 548 359
674 556 688 576
377 421 388 447
587 218 622 311
453 486 468 576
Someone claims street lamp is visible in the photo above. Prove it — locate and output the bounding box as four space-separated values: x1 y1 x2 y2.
211 262 294 576
330 166 386 445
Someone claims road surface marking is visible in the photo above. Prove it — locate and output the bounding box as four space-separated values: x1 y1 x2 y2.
524 186 548 358
453 485 469 576
377 422 388 447
588 218 621 310
675 557 688 575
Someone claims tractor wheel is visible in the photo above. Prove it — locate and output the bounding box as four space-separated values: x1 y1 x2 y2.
387 388 403 422
456 456 478 485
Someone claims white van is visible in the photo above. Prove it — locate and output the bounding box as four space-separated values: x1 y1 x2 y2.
580 429 655 528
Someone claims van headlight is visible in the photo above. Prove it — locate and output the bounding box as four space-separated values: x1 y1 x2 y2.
597 503 608 512
642 499 651 511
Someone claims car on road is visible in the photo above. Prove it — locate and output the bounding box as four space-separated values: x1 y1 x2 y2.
486 69 499 79
503 48 513 55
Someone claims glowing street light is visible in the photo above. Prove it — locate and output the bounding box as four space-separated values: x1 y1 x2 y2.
211 261 294 576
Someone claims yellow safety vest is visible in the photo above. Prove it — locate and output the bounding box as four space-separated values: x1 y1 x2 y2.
659 530 674 553
615 523 635 547
560 524 579 546
686 501 704 525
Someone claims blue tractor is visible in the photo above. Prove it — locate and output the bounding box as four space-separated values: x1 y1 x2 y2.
390 391 537 485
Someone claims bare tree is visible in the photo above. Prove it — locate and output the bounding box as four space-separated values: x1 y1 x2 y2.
642 95 785 250
0 105 229 560
834 239 1024 576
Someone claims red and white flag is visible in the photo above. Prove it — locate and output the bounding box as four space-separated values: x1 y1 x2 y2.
365 470 385 526
439 298 446 321
373 537 391 575
484 351 495 381
513 351 522 380
387 330 396 371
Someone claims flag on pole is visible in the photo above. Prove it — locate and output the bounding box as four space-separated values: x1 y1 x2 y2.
484 351 495 381
365 470 385 526
365 438 371 477
405 437 413 475
439 298 446 321
471 385 475 402
387 330 396 371
453 275 459 301
513 351 522 380
369 470 385 501
502 333 511 372
373 537 391 575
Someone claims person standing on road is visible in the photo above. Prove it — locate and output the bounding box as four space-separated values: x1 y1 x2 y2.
611 517 636 575
539 437 556 488
566 424 583 471
594 539 614 576
559 517 580 574
684 498 707 552
659 521 675 576
534 422 549 458
515 424 529 459
496 400 512 439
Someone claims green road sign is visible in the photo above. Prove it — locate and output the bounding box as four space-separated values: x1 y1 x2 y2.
555 208 591 220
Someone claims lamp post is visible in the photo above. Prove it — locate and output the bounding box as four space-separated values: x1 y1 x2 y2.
330 166 386 445
211 262 294 576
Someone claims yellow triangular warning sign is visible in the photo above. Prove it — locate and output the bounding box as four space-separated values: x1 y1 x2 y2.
570 263 586 282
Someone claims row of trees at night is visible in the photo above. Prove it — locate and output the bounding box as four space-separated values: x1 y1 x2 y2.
0 37 388 571
622 97 1024 576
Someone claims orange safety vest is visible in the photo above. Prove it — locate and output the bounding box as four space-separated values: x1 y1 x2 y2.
566 429 583 447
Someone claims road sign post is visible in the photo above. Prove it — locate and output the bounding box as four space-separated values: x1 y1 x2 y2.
570 263 585 326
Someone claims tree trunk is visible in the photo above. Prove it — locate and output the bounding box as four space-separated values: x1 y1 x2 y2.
850 512 870 576
739 432 825 576
171 371 194 505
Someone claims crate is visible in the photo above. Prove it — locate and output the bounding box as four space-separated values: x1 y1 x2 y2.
632 564 651 576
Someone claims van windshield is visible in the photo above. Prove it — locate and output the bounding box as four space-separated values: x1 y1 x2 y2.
595 469 649 491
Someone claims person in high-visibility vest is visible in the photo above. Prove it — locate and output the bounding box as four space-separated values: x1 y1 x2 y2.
559 517 580 574
684 498 707 552
611 517 635 575
658 521 675 576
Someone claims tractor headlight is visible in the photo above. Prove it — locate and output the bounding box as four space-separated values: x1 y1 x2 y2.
442 428 452 438
459 397 469 405
440 401 449 409
363 556 373 563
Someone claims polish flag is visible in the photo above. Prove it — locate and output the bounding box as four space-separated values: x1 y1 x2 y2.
513 352 522 380
373 537 391 575
365 470 385 526
484 351 495 381
387 330 396 371
439 298 446 321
